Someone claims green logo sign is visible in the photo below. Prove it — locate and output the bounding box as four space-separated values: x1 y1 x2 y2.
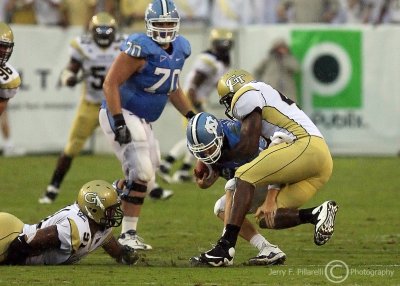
291 30 362 109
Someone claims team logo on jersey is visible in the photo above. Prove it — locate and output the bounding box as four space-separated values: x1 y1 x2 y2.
225 74 247 92
205 115 219 134
84 192 105 208
160 55 167 62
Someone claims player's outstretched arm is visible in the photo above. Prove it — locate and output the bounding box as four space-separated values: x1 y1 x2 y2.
102 236 139 265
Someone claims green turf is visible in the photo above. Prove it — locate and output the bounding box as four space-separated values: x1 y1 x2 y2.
0 155 399 285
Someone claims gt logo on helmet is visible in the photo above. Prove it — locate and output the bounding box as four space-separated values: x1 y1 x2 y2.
226 74 247 92
84 192 105 208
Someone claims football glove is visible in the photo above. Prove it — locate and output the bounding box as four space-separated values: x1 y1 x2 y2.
113 114 131 145
5 234 32 265
120 245 139 265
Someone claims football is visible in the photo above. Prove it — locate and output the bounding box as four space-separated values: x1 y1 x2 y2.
194 160 211 178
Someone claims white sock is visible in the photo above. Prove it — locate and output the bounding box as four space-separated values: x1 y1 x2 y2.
121 216 139 233
249 234 271 251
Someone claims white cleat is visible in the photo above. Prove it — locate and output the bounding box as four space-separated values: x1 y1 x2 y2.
247 243 286 266
118 230 152 250
38 185 59 204
312 200 339 246
172 170 193 183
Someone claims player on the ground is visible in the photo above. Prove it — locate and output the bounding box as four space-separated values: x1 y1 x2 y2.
157 28 234 183
186 112 286 265
0 22 21 116
0 180 139 265
191 70 338 267
99 0 195 250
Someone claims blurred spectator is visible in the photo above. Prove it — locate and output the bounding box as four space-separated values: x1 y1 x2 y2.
6 0 36 24
210 0 242 28
62 0 96 29
174 0 210 27
372 0 400 24
33 0 67 27
334 0 372 24
119 0 150 31
254 39 300 103
277 0 340 23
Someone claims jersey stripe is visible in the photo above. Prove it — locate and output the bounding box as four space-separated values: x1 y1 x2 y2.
68 218 81 253
0 76 21 89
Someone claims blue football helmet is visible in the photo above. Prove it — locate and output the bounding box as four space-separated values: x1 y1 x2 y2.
145 0 180 44
187 112 224 164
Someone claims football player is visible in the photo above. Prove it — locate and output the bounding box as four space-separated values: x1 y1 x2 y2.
38 12 173 204
191 70 339 267
99 0 195 250
158 28 234 183
186 112 286 266
0 180 139 265
0 22 21 116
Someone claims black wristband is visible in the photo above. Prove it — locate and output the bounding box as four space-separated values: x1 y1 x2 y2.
185 111 196 119
113 113 125 127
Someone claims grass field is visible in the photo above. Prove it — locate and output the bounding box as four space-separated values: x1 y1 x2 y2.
0 155 399 285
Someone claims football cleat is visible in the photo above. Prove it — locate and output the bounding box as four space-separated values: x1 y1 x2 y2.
157 163 172 183
172 170 192 183
118 230 152 250
312 200 339 246
247 243 286 266
38 185 59 204
190 238 235 267
148 187 174 200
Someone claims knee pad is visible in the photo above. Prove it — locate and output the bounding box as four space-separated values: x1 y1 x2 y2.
213 195 226 216
121 182 147 205
122 141 154 183
224 178 236 193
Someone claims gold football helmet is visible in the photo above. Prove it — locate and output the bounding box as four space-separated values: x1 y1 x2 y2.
77 180 123 228
217 69 255 119
89 12 117 48
210 28 234 52
0 22 14 66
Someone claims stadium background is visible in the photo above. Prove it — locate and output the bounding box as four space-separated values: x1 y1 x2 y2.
4 24 400 156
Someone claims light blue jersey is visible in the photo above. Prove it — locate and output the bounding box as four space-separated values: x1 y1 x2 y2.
103 33 191 122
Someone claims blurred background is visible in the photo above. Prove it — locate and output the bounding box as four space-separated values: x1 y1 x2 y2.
1 0 400 156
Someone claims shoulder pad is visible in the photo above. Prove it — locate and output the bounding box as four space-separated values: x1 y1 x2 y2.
70 37 87 58
175 36 191 58
121 33 153 58
231 85 258 111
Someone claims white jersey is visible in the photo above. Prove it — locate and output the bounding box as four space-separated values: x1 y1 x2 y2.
22 203 112 265
231 81 323 140
0 62 21 100
183 51 229 102
69 34 125 104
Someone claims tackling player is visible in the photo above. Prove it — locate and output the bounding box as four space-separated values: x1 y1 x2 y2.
99 0 195 250
191 70 339 267
0 22 21 116
0 180 139 265
186 112 286 266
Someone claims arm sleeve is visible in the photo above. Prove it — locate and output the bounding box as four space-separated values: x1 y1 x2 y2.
232 90 265 120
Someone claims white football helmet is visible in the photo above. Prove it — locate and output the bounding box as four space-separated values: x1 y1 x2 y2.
145 0 180 44
186 112 224 164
